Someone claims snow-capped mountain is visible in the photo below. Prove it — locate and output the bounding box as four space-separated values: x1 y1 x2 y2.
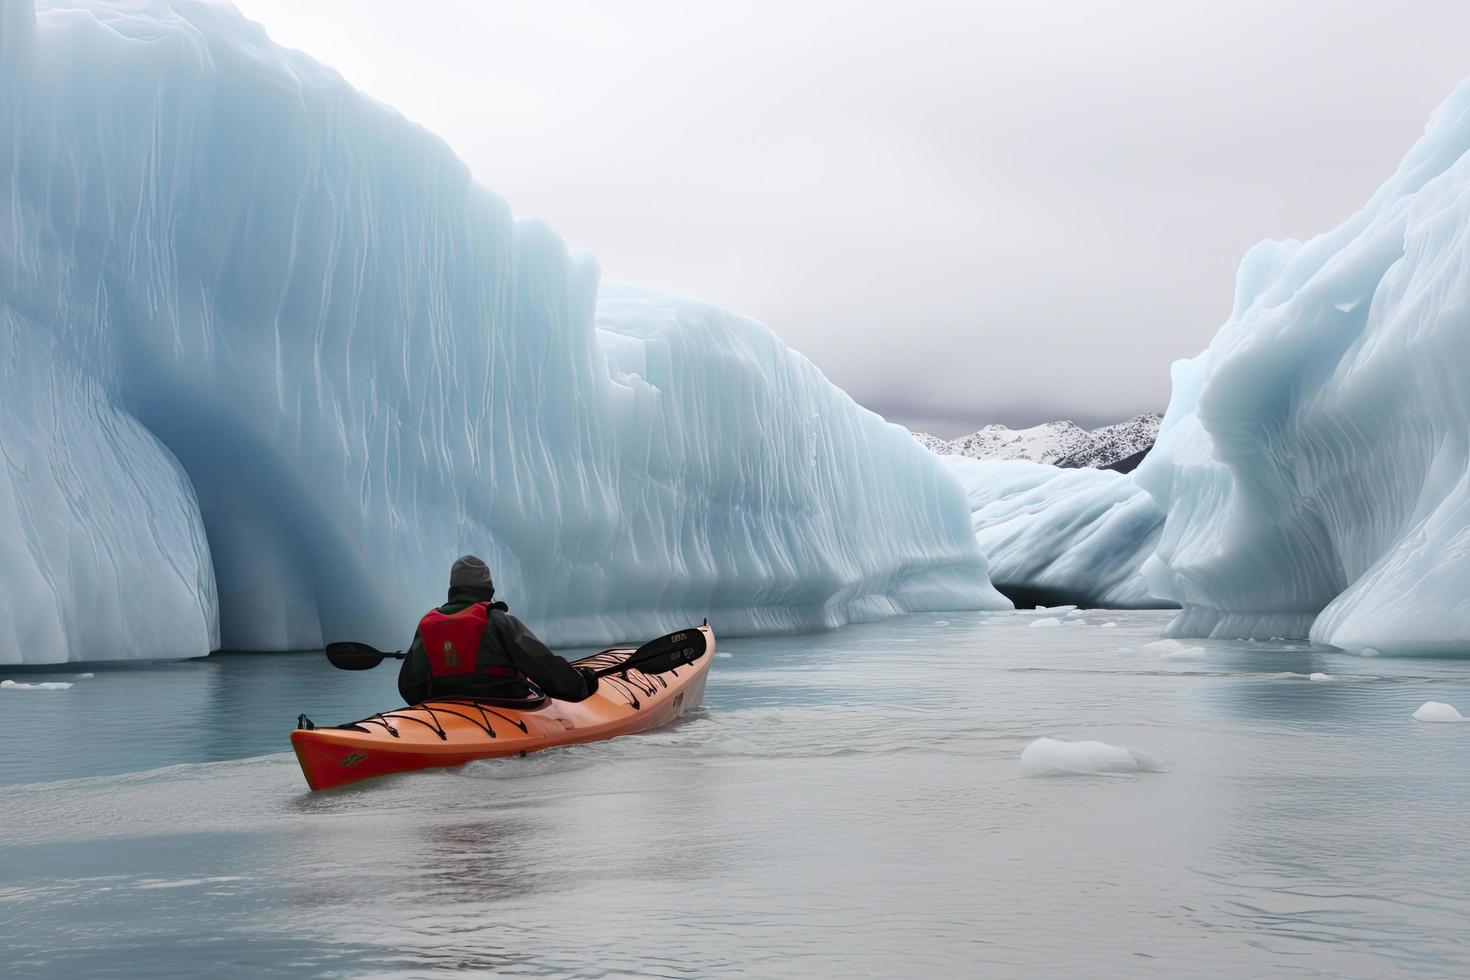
912 414 1161 471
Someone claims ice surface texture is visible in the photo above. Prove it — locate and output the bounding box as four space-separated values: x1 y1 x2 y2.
1137 81 1470 655
942 458 1167 608
0 0 1005 663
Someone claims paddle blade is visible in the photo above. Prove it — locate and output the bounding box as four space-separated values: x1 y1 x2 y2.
325 642 388 670
598 627 708 677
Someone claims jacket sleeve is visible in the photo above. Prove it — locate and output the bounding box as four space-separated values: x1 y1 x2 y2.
397 630 431 705
492 611 593 702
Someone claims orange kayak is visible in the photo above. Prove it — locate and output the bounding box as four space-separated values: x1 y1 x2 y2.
291 624 714 791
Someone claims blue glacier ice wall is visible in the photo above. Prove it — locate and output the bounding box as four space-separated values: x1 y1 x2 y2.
0 0 1005 664
1136 80 1470 654
941 458 1166 608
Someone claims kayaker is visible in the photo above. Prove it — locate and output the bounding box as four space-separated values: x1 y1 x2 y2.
397 555 599 705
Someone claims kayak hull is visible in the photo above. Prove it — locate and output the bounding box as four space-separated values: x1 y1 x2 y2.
291 625 713 790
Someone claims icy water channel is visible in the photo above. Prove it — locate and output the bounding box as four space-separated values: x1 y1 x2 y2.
4 609 1470 978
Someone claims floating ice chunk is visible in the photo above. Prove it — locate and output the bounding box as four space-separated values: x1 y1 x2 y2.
74 673 94 679
1029 617 1063 628
1161 647 1207 662
1065 609 1086 619
1413 701 1468 723
1274 671 1335 682
1145 638 1211 661
1020 738 1162 776
933 620 951 626
715 652 733 659
1 680 74 691
1100 622 1118 629
1359 648 1381 658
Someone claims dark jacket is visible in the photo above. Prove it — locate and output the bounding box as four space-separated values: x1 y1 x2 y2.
397 590 593 705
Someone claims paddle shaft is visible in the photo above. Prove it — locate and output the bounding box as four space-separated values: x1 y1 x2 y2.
592 645 689 677
326 626 705 677
348 645 684 675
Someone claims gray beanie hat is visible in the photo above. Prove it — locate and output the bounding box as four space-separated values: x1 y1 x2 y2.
449 555 494 595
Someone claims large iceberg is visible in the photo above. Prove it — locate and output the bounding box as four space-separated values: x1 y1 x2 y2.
941 458 1165 608
1137 79 1470 655
0 0 1005 664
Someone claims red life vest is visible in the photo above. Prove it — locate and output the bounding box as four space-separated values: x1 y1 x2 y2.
417 603 515 680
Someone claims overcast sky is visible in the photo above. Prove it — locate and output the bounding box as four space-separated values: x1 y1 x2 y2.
234 0 1470 436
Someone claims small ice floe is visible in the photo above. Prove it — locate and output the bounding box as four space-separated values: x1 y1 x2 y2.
1030 605 1077 615
1029 617 1063 628
1065 609 1086 619
134 875 248 891
1020 737 1163 777
1 680 74 691
1100 622 1118 629
1143 639 1207 662
1413 701 1468 723
1161 648 1207 662
74 672 95 679
715 652 733 659
1271 671 1335 682
1359 647 1381 658
933 620 950 626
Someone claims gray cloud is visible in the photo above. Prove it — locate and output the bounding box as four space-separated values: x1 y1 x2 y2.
235 0 1470 437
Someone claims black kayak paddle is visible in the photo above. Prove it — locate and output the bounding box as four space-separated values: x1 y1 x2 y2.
607 625 707 677
324 624 707 677
325 641 403 670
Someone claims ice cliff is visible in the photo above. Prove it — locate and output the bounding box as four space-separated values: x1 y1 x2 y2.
942 459 1166 608
1137 80 1470 655
0 0 1005 664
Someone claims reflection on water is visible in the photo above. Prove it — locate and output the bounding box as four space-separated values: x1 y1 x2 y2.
4 610 1470 977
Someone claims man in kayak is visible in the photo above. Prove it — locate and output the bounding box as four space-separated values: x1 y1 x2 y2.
397 555 599 705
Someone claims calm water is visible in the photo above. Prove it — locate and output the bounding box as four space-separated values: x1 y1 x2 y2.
4 610 1470 978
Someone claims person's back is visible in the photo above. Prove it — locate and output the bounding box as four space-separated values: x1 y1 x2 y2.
398 556 597 705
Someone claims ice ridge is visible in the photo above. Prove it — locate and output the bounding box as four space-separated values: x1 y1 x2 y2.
1136 78 1470 655
0 0 1007 663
